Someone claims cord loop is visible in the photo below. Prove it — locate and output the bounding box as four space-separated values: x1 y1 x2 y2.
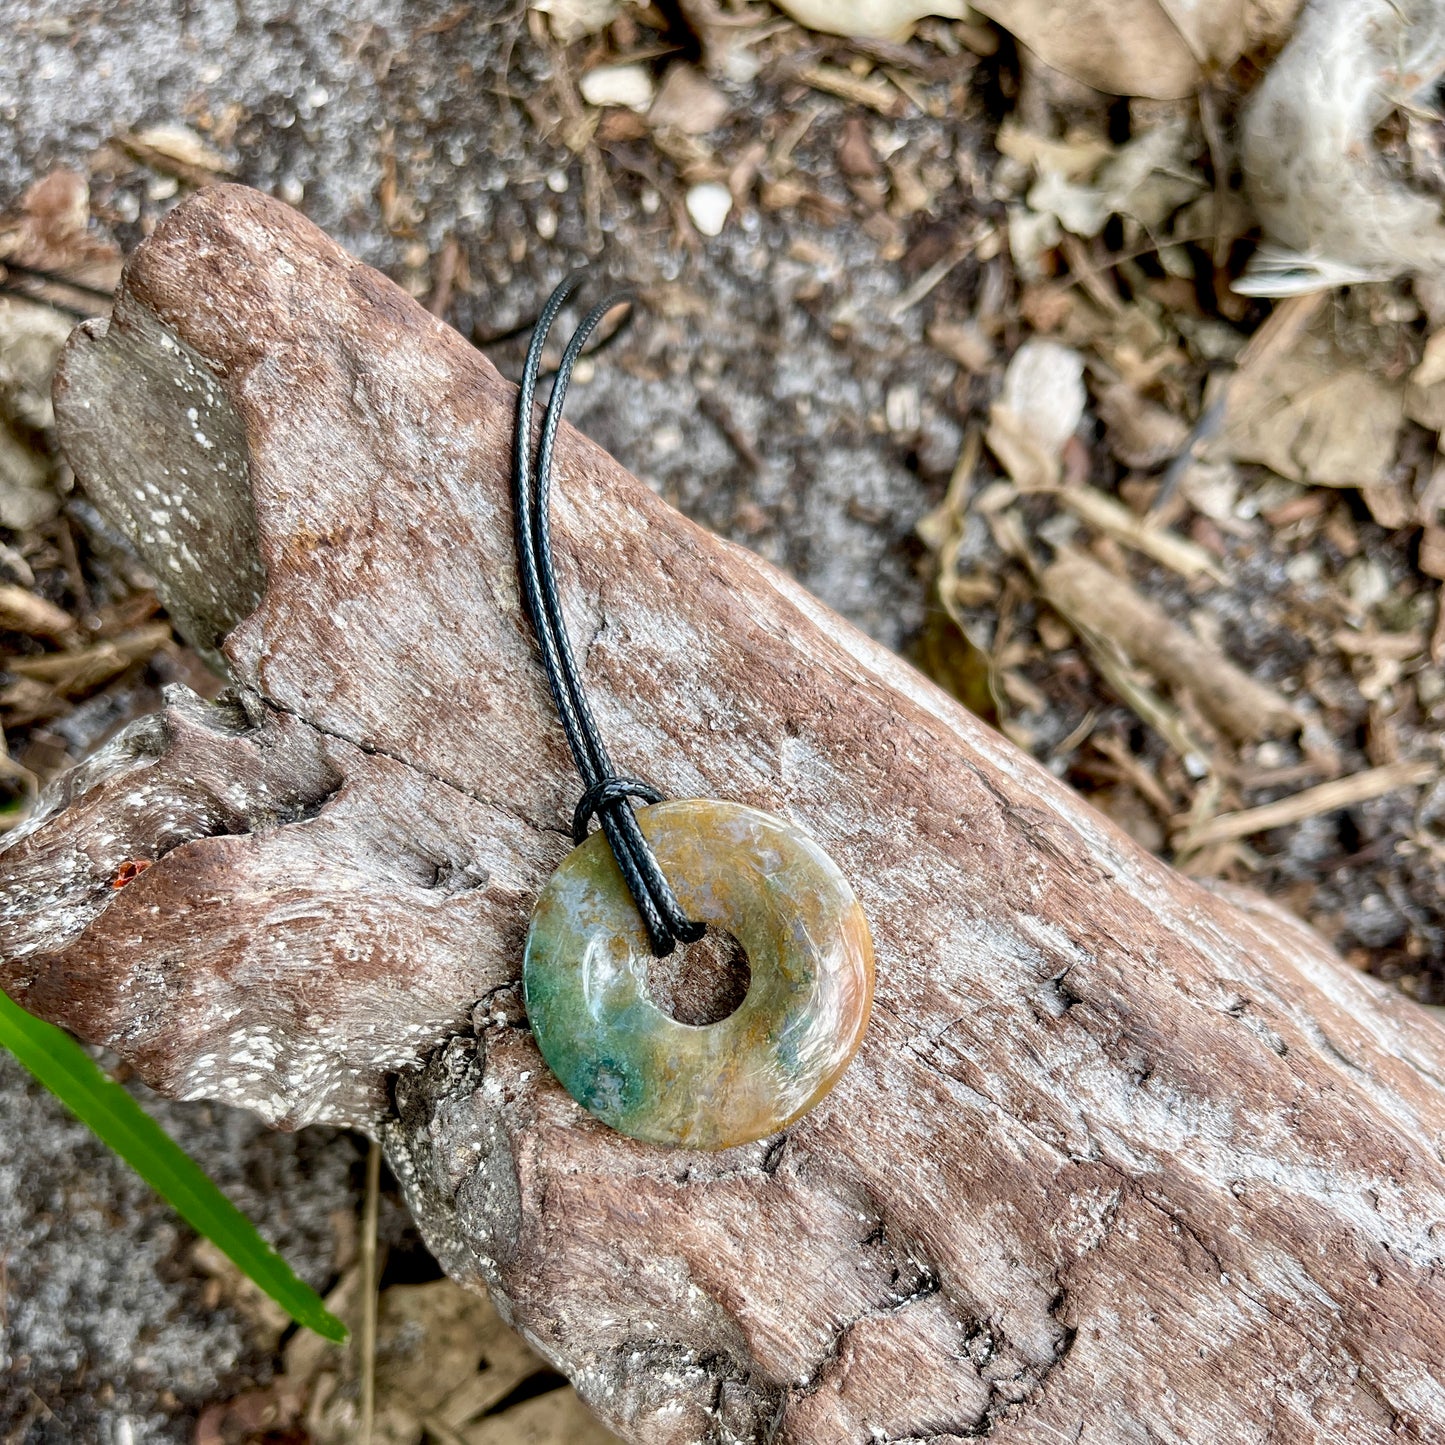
571 776 665 846
513 274 706 957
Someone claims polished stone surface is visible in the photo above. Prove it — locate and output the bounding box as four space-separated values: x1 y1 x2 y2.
524 800 874 1149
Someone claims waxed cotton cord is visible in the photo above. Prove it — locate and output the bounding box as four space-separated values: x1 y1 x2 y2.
512 274 705 958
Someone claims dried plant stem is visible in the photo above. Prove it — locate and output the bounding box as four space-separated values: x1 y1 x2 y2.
1179 761 1437 849
359 1136 382 1445
1039 548 1299 743
1052 484 1226 583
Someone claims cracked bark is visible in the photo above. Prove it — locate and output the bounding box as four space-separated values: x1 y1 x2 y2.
2 186 1444 1442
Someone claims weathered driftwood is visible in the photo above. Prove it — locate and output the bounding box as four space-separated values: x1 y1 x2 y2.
2 185 1443 1442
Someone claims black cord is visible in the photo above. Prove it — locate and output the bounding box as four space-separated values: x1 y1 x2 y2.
512 273 705 958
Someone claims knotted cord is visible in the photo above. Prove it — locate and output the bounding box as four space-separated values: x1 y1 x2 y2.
512 273 706 958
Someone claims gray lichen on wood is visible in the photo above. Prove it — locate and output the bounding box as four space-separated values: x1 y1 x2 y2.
2 186 1444 1442
56 299 264 663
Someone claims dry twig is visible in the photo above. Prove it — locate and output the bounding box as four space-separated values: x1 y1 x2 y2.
1040 548 1299 743
1178 761 1437 850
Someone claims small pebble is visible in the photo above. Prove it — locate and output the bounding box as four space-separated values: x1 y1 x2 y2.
686 182 732 238
579 63 655 113
1344 555 1391 611
1181 461 1239 522
1285 551 1322 585
997 338 1085 457
885 383 921 436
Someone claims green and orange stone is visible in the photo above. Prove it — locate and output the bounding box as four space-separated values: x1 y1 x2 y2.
523 800 874 1150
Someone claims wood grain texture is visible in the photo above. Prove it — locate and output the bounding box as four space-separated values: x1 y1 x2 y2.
3 186 1443 1442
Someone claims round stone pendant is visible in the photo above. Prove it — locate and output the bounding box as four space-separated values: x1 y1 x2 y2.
523 800 874 1149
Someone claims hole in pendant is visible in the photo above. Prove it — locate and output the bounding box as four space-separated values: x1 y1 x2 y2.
646 927 751 1027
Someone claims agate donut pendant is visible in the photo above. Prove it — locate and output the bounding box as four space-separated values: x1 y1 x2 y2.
523 799 874 1150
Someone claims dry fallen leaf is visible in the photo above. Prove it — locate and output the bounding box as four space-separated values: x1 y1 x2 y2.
129 124 232 173
972 0 1304 100
373 1281 520 1425
649 64 731 135
0 169 87 261
995 121 1113 182
928 318 994 372
280 1274 595 1445
1095 380 1191 470
0 168 121 287
1407 375 1445 436
1421 525 1445 579
0 297 71 431
986 338 1086 491
0 297 74 530
464 1385 620 1444
1406 331 1445 435
532 0 640 43
1025 117 1205 241
1220 332 1404 489
774 0 966 41
1414 328 1445 392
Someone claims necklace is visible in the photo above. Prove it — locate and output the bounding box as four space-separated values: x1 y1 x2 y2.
512 275 874 1150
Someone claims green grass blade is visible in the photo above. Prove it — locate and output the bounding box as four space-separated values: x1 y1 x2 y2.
0 986 347 1343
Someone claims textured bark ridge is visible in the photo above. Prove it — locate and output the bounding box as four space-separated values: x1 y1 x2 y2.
3 186 1443 1442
